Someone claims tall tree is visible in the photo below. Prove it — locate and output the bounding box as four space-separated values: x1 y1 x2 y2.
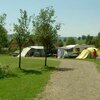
66 37 76 45
14 9 31 69
82 35 86 40
95 32 100 48
0 14 6 26
33 7 61 66
0 14 8 52
85 35 94 45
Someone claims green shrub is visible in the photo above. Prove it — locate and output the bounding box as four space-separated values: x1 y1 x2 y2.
0 65 14 78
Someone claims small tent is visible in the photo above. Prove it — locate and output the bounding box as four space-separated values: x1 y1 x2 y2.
17 46 44 57
76 47 100 59
57 44 81 58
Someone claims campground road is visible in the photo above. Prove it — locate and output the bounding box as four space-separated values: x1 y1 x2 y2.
35 59 100 100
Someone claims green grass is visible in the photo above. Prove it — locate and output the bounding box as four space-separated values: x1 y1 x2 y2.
0 55 60 100
94 59 100 72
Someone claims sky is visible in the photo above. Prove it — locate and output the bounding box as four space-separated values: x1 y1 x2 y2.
0 0 100 37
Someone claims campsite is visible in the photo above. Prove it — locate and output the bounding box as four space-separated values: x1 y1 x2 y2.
14 44 100 59
0 0 100 100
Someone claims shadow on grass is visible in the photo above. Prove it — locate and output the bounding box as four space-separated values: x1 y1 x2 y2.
43 66 75 72
0 73 18 79
21 68 42 75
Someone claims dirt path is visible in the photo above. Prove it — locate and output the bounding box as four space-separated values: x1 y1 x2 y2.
35 59 100 100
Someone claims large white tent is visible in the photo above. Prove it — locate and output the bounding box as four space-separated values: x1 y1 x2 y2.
17 46 44 57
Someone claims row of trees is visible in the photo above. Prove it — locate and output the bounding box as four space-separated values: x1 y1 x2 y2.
78 34 100 48
56 37 76 47
0 7 61 69
56 34 100 48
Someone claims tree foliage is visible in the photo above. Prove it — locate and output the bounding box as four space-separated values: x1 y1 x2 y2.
85 35 94 45
95 32 100 48
66 37 76 45
32 7 61 66
13 9 31 69
0 14 8 52
83 34 100 48
82 35 87 40
0 25 8 48
56 39 63 47
0 14 6 26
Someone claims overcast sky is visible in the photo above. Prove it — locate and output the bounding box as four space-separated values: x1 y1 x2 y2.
0 0 100 37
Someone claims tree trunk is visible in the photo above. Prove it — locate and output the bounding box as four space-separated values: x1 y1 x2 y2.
45 54 47 66
19 45 22 69
44 48 47 67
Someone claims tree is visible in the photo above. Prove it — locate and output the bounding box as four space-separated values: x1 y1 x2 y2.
95 32 100 48
63 37 67 42
66 37 76 45
0 14 6 26
24 35 35 47
0 25 8 50
8 38 18 51
82 35 86 40
13 9 31 69
32 7 61 66
56 39 63 47
78 37 81 40
85 35 94 45
0 14 8 52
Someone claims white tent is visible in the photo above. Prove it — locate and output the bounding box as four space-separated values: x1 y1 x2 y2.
17 46 44 57
57 48 64 58
57 44 80 58
65 44 79 49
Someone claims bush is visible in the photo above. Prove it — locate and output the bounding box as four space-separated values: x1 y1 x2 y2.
0 65 13 78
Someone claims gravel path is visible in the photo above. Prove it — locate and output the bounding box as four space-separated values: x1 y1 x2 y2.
35 59 100 100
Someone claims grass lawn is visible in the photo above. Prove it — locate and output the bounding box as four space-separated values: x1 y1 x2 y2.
94 59 100 72
0 55 60 100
